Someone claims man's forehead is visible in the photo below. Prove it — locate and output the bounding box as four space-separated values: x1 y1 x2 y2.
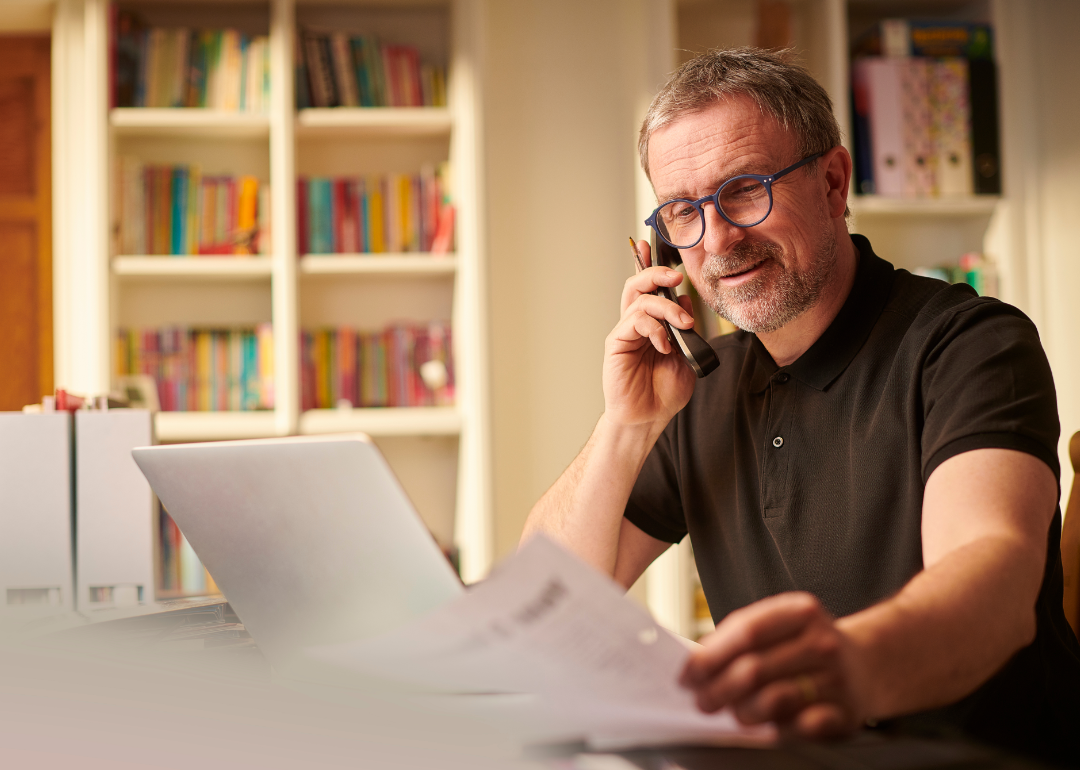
648 98 796 197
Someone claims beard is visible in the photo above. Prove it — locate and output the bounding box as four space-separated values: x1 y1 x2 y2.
697 230 837 334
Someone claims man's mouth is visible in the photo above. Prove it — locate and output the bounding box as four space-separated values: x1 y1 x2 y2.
719 259 766 280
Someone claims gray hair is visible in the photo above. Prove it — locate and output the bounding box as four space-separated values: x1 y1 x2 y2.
639 47 842 180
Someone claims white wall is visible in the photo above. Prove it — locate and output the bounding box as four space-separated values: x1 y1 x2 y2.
1027 0 1080 507
483 0 663 560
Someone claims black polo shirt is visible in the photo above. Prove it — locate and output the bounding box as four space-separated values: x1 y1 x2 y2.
625 235 1080 763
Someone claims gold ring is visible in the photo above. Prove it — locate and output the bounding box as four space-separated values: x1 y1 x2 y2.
796 675 818 704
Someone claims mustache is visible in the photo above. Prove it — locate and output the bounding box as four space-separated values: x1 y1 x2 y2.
701 240 783 279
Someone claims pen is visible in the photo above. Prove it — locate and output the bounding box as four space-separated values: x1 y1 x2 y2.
628 236 646 273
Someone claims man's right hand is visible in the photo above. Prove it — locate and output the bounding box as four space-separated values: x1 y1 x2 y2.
604 239 698 431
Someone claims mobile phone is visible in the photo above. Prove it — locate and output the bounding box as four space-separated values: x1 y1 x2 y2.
648 235 720 378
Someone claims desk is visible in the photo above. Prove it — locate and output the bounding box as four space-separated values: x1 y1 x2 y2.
0 603 1052 770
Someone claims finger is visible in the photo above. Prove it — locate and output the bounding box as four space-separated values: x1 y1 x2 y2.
682 593 823 686
691 630 840 713
624 293 695 331
732 677 809 725
620 267 684 314
792 702 852 739
610 308 671 355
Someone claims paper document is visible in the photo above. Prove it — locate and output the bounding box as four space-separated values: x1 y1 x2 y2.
305 536 775 748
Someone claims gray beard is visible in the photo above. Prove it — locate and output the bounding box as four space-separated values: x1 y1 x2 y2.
698 232 837 334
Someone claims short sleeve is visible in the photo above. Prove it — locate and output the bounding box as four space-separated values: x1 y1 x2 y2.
624 424 689 544
920 296 1060 483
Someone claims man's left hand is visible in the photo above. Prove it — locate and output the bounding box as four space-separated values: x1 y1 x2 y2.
680 591 867 737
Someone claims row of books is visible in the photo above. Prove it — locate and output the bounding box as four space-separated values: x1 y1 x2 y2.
117 159 269 256
115 325 275 412
851 20 1001 198
113 10 270 112
914 253 998 297
297 166 453 255
300 322 454 410
159 506 217 596
297 30 447 109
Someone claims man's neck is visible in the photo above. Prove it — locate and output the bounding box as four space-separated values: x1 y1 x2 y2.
757 235 860 368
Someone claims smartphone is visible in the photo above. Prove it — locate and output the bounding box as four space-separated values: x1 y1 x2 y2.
649 235 720 378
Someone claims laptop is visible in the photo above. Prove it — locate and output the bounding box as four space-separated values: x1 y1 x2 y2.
131 434 464 670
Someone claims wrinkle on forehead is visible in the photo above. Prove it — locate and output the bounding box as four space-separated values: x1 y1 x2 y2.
649 99 797 202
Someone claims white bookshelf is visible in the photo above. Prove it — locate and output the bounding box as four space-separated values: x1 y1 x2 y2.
296 106 453 137
299 406 461 436
155 411 278 443
55 0 492 585
643 0 1017 638
113 257 274 279
299 254 457 275
110 108 272 139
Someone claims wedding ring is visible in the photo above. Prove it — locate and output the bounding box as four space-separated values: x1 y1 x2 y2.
796 675 818 704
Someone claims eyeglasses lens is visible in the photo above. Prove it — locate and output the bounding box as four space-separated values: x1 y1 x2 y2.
656 178 771 247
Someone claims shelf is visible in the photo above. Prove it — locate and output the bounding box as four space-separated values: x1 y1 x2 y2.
299 407 461 437
155 411 278 443
113 256 273 280
295 108 453 138
110 109 271 139
299 254 457 276
852 196 1001 217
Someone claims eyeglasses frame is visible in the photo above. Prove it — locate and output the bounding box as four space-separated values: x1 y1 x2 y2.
644 152 824 249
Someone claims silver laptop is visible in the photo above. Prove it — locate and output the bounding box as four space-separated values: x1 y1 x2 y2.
131 434 463 670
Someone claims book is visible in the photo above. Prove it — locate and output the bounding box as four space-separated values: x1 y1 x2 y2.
115 326 275 412
116 160 269 256
300 322 455 410
296 166 452 255
113 14 270 112
296 30 447 109
853 19 994 59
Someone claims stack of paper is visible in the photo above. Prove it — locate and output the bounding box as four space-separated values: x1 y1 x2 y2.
306 536 774 749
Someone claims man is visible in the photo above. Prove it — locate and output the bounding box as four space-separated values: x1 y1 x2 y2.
522 48 1080 762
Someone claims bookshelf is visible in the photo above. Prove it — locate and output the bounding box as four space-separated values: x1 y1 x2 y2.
55 0 491 594
642 0 1017 638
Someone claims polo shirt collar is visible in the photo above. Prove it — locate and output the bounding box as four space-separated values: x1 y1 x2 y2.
748 235 894 393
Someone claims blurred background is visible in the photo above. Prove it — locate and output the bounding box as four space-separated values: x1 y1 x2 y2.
2 0 1078 636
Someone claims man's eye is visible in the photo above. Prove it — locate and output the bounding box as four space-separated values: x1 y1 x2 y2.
666 203 696 221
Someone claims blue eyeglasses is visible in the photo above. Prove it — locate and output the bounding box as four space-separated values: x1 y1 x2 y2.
645 153 823 249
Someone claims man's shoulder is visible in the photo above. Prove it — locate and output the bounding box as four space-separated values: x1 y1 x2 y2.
884 268 1030 332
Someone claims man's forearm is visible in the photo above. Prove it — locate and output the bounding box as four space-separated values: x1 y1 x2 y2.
839 534 1044 720
521 413 664 576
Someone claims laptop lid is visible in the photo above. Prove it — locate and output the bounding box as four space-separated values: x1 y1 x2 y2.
131 434 463 669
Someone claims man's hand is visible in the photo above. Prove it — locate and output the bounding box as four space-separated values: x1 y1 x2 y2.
680 592 866 737
603 240 699 431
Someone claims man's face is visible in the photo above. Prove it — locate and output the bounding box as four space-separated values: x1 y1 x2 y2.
648 97 838 334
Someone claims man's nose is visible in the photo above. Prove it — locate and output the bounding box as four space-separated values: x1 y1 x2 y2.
700 201 745 255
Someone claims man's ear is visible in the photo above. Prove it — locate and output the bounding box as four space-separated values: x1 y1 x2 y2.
821 146 852 220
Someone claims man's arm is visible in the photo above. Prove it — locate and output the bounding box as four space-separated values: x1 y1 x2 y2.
679 448 1056 736
521 241 697 582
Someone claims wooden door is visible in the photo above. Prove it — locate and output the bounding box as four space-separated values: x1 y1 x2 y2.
0 36 52 411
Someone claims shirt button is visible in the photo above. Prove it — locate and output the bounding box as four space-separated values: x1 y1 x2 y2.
772 436 784 448
775 373 790 384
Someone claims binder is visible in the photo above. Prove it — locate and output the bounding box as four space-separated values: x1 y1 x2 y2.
900 58 934 197
75 410 155 610
0 412 74 612
855 58 905 197
969 58 1002 195
931 59 974 196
